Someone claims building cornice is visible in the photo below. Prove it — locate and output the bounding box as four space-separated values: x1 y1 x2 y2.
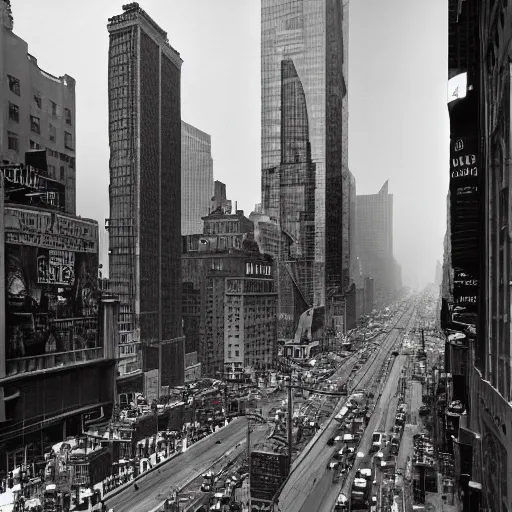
107 8 182 69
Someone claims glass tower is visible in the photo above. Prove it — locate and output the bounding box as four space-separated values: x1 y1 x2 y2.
261 0 350 335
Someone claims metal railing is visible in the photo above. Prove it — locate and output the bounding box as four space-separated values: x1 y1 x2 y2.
6 347 104 376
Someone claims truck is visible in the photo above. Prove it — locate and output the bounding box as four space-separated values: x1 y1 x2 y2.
350 477 370 511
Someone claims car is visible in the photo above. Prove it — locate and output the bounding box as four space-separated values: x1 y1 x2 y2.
327 437 335 446
216 440 222 444
392 350 399 356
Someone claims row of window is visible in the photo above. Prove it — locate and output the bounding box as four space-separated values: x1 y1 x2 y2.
7 122 73 151
6 132 75 168
7 75 73 125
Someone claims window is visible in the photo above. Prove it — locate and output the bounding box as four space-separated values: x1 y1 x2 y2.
49 124 56 142
7 132 18 152
49 100 57 116
8 102 19 122
34 92 41 108
8 75 20 95
64 108 72 125
48 164 56 177
30 115 40 134
60 166 65 181
64 131 73 150
30 140 41 150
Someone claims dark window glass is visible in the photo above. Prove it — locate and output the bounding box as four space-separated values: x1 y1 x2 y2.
8 75 20 95
7 132 19 151
64 108 72 125
8 102 19 122
64 131 73 150
30 115 40 134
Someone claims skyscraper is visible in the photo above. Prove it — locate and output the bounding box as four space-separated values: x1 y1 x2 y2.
355 181 395 307
107 3 185 397
181 121 213 235
261 0 350 336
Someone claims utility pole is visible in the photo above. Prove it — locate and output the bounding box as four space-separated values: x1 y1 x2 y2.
287 378 293 470
247 417 252 511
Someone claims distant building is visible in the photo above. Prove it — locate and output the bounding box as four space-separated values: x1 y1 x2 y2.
356 181 395 308
107 4 185 399
181 121 213 236
0 1 76 214
182 209 277 379
211 180 232 215
363 277 374 315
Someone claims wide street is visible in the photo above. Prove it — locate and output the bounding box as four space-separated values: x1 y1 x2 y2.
276 302 417 512
105 418 253 512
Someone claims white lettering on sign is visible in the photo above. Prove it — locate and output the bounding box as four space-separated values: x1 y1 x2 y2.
452 154 477 168
0 165 41 189
454 139 464 151
451 167 478 178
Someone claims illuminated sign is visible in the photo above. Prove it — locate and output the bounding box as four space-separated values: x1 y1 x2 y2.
448 73 468 103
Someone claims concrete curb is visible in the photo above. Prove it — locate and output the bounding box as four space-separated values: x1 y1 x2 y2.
104 419 239 503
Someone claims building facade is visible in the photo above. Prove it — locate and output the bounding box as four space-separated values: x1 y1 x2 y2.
107 3 185 399
182 210 277 379
261 0 350 338
441 1 512 510
0 166 118 475
181 121 213 236
0 1 76 214
355 181 395 308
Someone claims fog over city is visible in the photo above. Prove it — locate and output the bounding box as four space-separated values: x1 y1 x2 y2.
16 0 448 289
2 0 511 511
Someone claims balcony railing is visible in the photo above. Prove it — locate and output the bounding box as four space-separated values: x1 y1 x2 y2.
6 347 104 377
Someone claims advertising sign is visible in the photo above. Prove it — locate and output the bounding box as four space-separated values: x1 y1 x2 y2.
4 206 98 253
447 72 468 103
449 136 480 311
453 268 478 307
250 451 290 502
37 250 75 285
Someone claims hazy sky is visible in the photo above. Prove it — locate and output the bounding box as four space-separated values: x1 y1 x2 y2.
15 0 448 289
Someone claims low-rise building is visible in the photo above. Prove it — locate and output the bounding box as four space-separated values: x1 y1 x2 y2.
0 163 117 475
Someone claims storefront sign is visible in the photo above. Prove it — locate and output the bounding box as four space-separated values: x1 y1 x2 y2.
5 206 98 252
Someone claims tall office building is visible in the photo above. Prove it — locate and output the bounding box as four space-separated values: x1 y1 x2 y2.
261 0 350 336
181 121 213 235
355 181 395 307
107 3 185 398
0 0 76 214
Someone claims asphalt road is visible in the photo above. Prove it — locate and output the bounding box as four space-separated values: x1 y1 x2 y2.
278 303 417 512
300 354 407 512
106 418 251 512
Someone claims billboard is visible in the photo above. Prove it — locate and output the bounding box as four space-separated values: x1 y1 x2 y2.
250 451 290 503
4 206 99 360
449 136 480 311
447 72 468 103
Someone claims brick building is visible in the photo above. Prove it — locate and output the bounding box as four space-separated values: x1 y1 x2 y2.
182 209 277 380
